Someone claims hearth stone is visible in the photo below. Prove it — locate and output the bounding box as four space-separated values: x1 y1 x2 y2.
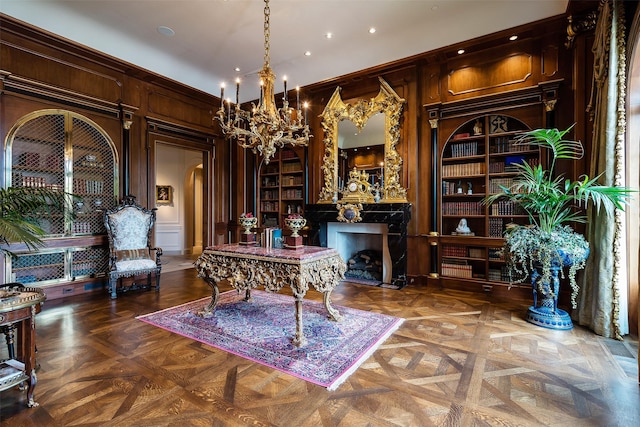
305 203 411 288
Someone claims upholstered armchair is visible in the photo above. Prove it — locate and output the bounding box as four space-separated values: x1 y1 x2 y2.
104 195 162 299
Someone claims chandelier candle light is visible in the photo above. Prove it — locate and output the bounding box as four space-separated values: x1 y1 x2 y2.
217 0 311 164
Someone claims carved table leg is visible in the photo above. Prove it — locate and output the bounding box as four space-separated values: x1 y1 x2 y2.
26 368 38 407
21 312 39 407
244 289 252 302
291 298 308 347
323 290 343 322
197 278 220 318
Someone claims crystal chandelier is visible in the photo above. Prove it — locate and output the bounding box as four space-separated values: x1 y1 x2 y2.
216 0 311 164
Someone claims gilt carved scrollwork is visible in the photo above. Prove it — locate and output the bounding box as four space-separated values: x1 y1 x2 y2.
319 77 407 204
336 203 363 223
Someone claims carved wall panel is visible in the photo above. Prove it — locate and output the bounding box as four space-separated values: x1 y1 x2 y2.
447 53 533 96
147 91 213 128
542 45 560 77
1 42 122 102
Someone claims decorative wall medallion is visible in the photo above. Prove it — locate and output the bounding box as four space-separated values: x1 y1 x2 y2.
489 115 508 133
336 203 363 223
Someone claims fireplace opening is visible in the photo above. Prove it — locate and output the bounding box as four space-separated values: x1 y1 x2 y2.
327 222 392 284
346 249 383 282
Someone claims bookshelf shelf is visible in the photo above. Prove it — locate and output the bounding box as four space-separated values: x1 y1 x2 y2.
437 114 540 289
258 147 305 228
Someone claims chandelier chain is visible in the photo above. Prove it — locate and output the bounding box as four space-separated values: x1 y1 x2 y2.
216 0 311 165
264 0 270 68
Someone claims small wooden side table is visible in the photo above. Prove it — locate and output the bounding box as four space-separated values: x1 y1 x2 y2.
0 285 46 407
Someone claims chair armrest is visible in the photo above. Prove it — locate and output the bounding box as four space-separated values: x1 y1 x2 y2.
149 246 163 265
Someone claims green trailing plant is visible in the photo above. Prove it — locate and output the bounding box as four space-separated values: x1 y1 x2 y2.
483 125 633 308
0 186 79 258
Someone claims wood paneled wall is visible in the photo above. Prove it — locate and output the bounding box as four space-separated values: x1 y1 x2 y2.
299 14 578 287
1 7 596 286
0 14 230 246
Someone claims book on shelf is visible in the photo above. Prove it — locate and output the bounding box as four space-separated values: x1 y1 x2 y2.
442 162 484 177
452 133 471 140
441 260 472 278
489 218 504 237
442 201 483 215
442 245 467 257
450 141 479 157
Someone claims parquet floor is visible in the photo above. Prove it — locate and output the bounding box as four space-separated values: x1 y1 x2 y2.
1 268 638 426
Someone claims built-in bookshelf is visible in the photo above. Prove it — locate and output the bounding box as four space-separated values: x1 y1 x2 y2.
438 114 540 287
3 110 115 291
258 147 305 228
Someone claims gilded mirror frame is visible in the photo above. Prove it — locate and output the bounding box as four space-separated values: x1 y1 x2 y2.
318 77 407 203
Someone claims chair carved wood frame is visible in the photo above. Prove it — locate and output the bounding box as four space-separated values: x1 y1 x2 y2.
104 195 163 299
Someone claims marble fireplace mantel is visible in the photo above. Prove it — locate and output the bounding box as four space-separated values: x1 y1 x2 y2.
304 203 411 288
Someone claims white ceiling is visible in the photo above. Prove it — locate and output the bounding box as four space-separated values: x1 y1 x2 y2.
2 0 568 102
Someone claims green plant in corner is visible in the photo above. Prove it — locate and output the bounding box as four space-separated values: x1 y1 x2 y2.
483 125 633 328
0 186 79 258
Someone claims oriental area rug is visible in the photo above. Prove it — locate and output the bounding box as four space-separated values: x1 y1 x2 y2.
136 290 404 390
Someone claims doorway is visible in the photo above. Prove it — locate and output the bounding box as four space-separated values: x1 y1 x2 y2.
154 143 206 258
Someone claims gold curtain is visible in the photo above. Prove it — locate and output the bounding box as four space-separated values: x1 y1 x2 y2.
576 0 628 339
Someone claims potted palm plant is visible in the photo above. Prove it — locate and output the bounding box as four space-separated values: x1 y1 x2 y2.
0 186 77 258
484 125 632 330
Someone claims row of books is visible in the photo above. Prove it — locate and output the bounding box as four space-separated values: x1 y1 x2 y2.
442 181 475 195
261 176 279 187
489 217 504 237
282 188 303 199
448 141 481 158
468 248 484 258
442 245 467 257
489 137 531 153
442 162 484 177
488 267 528 282
489 161 508 173
442 201 483 215
281 162 302 172
19 175 63 191
74 178 104 194
488 177 514 193
490 201 526 216
282 175 303 185
260 227 283 249
441 262 473 278
260 201 278 211
261 190 278 200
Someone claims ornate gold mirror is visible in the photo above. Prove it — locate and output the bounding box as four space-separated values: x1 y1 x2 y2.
318 77 407 204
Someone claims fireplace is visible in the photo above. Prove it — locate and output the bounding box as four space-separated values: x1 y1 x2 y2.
327 222 392 283
305 203 411 288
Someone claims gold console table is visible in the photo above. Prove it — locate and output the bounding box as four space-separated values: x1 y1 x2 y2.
0 285 46 407
194 244 347 347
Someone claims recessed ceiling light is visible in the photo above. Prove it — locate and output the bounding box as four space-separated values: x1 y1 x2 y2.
234 67 241 72
431 5 439 11
509 35 518 41
304 51 311 56
325 32 333 39
369 27 376 34
457 49 465 55
157 26 175 37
